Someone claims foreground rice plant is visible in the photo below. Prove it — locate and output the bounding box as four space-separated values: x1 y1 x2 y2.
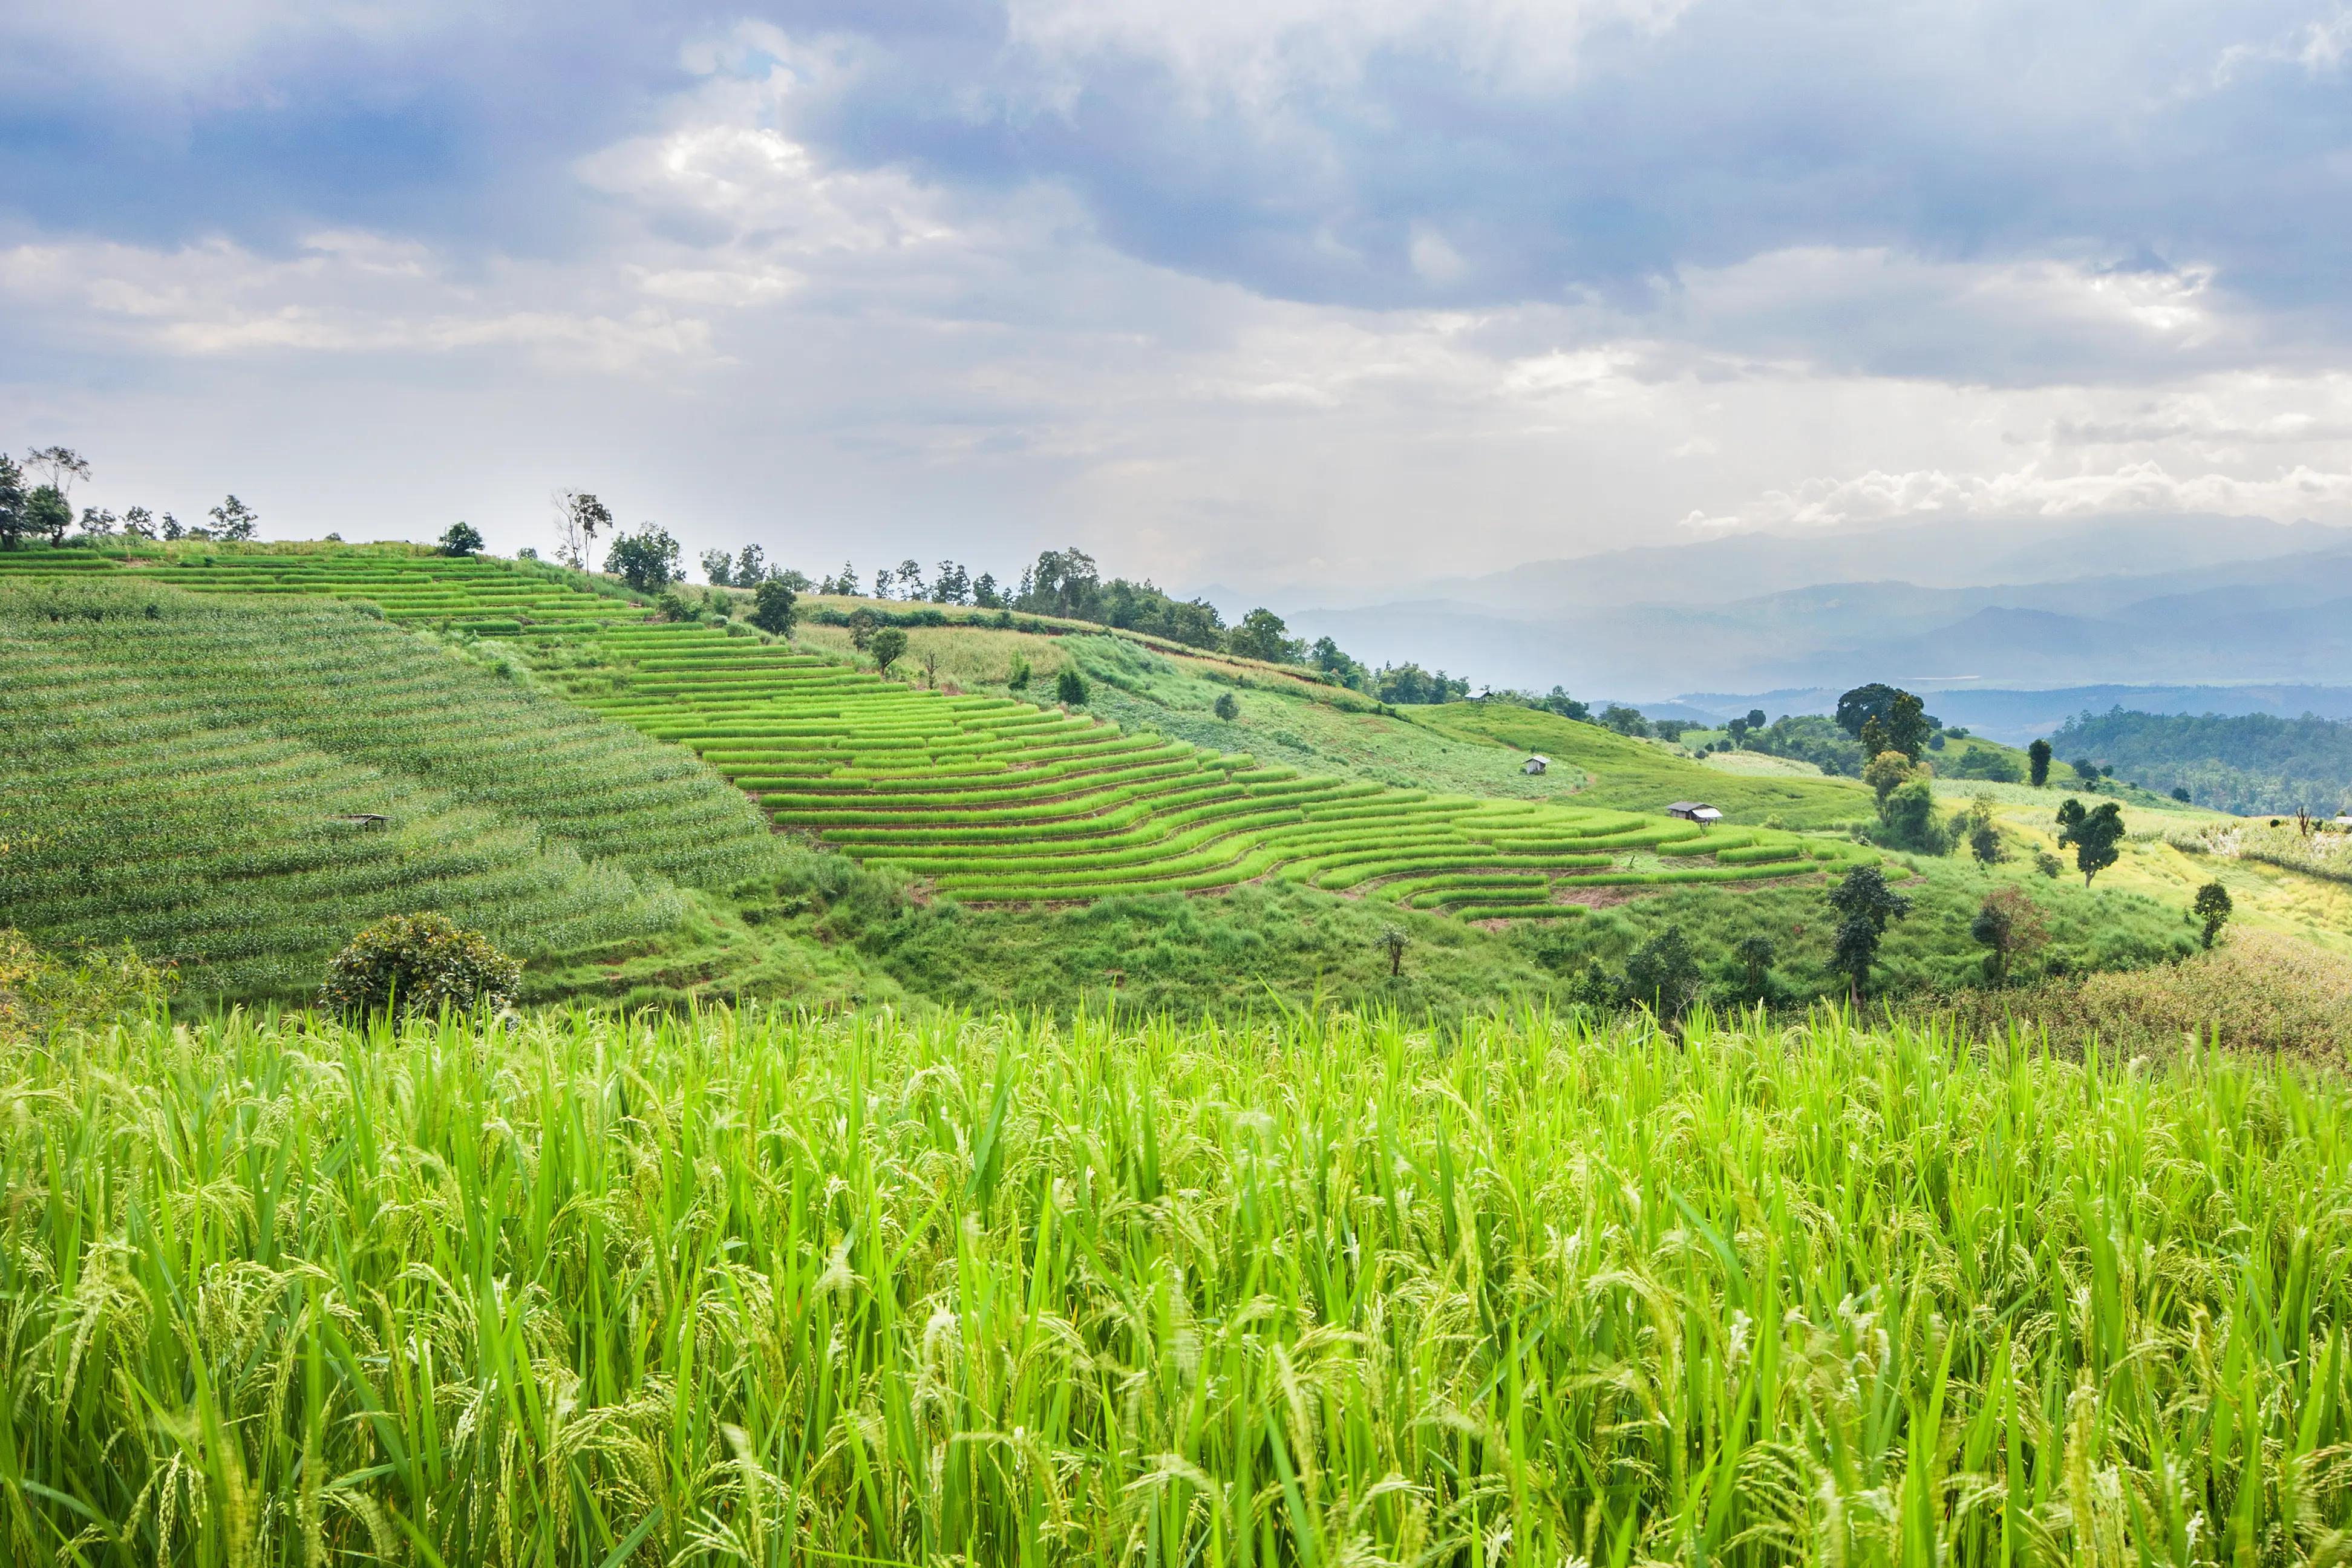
3 1004 2348 1566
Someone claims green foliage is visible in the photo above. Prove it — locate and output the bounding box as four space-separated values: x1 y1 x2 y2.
1007 652 1030 688
2028 736 2052 785
10 1003 2350 1564
438 519 484 556
1745 712 1866 776
318 910 521 1018
2053 705 2352 814
0 929 177 1043
1056 665 1089 705
206 494 258 541
1945 742 2024 782
1837 684 1931 757
1213 690 1238 720
2034 848 2063 878
0 579 783 998
2056 795 2126 886
2194 878 2234 947
1962 793 2007 866
1227 606 1303 663
869 624 907 675
604 523 682 592
25 485 71 544
0 456 26 550
1826 864 1912 994
750 578 799 636
1618 924 1702 1019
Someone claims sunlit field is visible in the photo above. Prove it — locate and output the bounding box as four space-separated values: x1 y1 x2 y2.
5 1002 2347 1565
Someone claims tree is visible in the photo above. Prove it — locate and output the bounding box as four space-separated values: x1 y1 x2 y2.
1734 933 1775 997
158 512 185 541
1618 926 1704 1023
208 495 259 541
1864 750 1918 811
1007 654 1030 690
750 580 798 637
78 507 119 538
1377 926 1410 978
1970 885 2047 984
1825 866 1912 998
1746 708 1767 731
895 559 924 601
736 544 766 585
828 561 860 596
932 561 972 604
1835 684 1903 738
605 524 682 593
2193 881 2233 949
2171 786 2192 803
440 520 484 557
973 572 1002 609
2033 849 2062 878
22 445 91 501
2071 757 2102 786
700 548 734 585
1962 794 2007 868
1601 704 1648 737
1214 692 1239 721
318 912 521 1020
919 647 943 687
1229 607 1301 664
869 626 908 677
122 506 155 539
848 608 877 650
553 491 611 569
1056 668 1089 707
2027 738 2052 786
0 455 25 550
27 487 72 544
1726 716 1751 746
2054 797 2125 886
1880 778 1949 854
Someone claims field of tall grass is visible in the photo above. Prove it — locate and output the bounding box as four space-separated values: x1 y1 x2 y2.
5 1000 2348 1565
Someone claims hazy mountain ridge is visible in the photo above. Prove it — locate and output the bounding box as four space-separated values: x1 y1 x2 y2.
1286 514 2352 699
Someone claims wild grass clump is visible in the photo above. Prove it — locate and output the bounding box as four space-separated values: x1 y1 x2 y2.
4 1001 2349 1564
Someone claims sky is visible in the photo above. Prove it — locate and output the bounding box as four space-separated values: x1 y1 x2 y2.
8 1 2352 601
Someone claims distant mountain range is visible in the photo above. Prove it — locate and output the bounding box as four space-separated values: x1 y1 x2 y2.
1275 514 2352 723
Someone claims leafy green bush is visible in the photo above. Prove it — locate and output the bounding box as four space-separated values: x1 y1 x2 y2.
319 912 521 1018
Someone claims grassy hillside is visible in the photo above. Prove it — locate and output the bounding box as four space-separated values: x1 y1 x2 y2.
1413 702 1877 826
0 576 823 999
10 1000 2349 1564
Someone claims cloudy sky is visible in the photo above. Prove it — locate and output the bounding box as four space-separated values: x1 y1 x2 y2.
7 1 2352 598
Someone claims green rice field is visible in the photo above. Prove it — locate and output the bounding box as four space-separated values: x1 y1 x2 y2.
6 546 1866 916
0 575 777 996
4 999 2347 1565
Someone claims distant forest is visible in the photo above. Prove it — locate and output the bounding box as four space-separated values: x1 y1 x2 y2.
2055 708 2352 815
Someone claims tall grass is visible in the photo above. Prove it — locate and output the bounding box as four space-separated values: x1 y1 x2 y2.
5 1002 2348 1564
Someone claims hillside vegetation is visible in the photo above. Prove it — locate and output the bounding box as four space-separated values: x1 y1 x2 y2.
2057 705 2352 814
0 574 777 998
7 1001 2349 1564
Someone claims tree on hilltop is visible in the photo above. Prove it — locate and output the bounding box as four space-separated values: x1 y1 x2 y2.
605 525 682 593
700 548 735 585
1229 607 1302 664
439 521 483 557
207 496 259 542
750 579 798 638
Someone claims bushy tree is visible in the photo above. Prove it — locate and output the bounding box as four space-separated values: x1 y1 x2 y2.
700 547 734 585
1377 926 1409 978
1826 865 1912 998
1864 750 1918 811
318 912 520 1019
1618 926 1703 1022
869 626 908 677
1880 777 1950 854
1734 933 1775 998
0 456 25 550
932 561 972 604
439 520 484 557
750 579 798 636
1229 607 1302 663
735 543 765 585
27 486 71 544
1006 653 1030 690
848 608 877 650
1962 794 2007 867
2193 881 2233 948
1214 692 1239 720
208 495 259 541
2055 797 2125 886
2027 738 2052 785
1970 885 2047 984
1601 704 1648 737
1056 667 1089 706
973 572 1002 609
606 524 682 593
2072 756 2102 785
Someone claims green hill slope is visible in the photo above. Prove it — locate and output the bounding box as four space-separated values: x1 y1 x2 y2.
0 577 786 999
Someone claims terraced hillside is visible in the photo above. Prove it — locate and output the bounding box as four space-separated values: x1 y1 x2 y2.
0 575 776 997
564 623 1866 915
11 546 1867 920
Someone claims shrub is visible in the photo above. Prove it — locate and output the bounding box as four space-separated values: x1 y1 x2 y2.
1007 653 1031 690
1214 693 1239 721
870 627 908 677
1057 668 1089 707
318 913 521 1019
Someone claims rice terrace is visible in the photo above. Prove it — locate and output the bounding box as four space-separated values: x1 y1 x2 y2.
15 15 2352 1559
